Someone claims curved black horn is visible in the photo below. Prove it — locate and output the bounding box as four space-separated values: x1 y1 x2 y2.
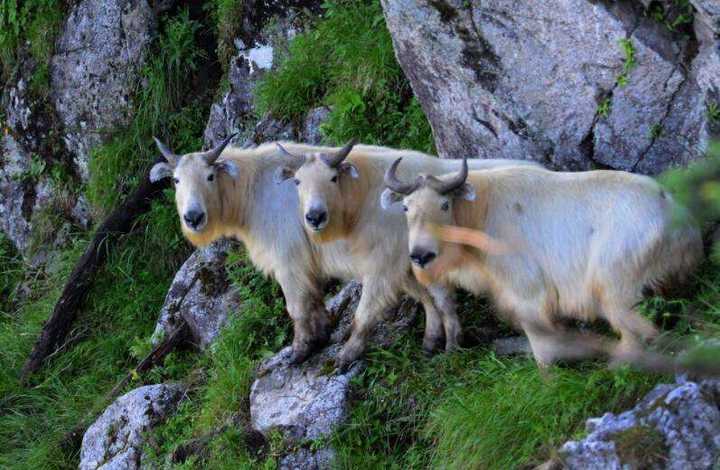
322 139 357 168
432 156 468 194
202 133 236 164
384 158 420 195
276 143 305 167
153 137 178 167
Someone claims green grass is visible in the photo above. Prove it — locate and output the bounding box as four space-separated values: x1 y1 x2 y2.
0 0 66 91
0 233 23 315
0 194 194 468
616 38 636 88
330 325 662 469
254 0 434 152
208 0 245 71
140 250 291 468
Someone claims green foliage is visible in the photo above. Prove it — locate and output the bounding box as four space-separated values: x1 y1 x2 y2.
0 191 197 467
707 102 720 123
617 38 636 88
660 142 720 226
331 322 661 469
425 362 659 469
141 251 290 468
649 122 663 139
0 233 23 315
255 0 434 152
0 0 66 91
646 0 694 34
209 0 246 70
596 97 611 118
86 10 206 216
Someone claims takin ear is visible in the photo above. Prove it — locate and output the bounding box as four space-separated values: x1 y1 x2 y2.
150 162 173 183
453 183 476 201
215 160 240 180
380 188 404 210
274 166 296 184
338 162 359 179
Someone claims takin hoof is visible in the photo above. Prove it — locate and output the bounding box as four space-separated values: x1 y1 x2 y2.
288 345 313 365
422 335 446 357
334 344 364 372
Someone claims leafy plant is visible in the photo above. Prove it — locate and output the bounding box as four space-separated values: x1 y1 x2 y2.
209 0 246 70
707 102 720 123
617 38 636 88
0 0 66 90
255 0 434 152
597 97 611 118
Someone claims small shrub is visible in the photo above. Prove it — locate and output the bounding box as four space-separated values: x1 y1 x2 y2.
255 0 434 152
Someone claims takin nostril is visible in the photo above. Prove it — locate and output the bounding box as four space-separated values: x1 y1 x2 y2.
184 210 205 228
410 250 437 267
305 209 327 227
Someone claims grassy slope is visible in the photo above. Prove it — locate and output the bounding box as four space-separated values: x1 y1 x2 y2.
0 1 718 469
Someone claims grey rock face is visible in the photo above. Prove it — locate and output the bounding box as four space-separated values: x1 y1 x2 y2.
79 383 185 470
382 0 720 174
51 0 156 179
303 107 331 145
204 14 300 149
203 9 330 149
250 282 418 462
0 135 34 253
559 377 720 469
0 134 81 260
152 239 241 349
279 448 335 470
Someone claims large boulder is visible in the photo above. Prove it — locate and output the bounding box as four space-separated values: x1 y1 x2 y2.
51 0 157 179
79 383 185 470
557 377 720 469
152 239 241 349
381 0 720 174
250 282 419 467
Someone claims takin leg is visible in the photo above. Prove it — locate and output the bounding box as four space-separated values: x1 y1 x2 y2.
276 274 329 364
403 281 446 355
336 277 399 370
603 302 659 360
427 283 462 352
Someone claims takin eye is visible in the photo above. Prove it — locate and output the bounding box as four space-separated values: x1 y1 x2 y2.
294 178 300 186
330 175 338 183
441 201 450 211
207 173 215 182
402 205 408 213
173 177 179 184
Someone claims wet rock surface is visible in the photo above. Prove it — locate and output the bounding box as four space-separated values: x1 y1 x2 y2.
381 0 720 173
558 377 720 469
152 239 241 349
79 383 185 470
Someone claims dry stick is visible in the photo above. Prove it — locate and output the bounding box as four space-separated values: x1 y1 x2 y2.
21 158 169 382
61 274 200 452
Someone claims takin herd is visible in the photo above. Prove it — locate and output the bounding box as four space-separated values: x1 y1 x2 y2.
150 137 703 371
